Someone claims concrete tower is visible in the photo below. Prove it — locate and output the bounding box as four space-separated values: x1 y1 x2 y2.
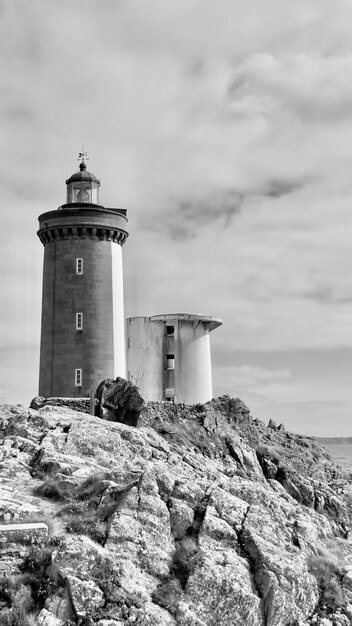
126 313 222 404
37 157 128 398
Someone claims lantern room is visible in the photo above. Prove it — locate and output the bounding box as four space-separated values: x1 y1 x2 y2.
65 161 100 205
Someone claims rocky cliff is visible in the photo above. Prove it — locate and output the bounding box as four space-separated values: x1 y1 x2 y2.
1 397 352 626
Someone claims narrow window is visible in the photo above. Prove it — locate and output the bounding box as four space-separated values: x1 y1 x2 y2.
127 337 131 349
76 312 83 330
76 258 83 274
166 325 174 336
165 387 175 402
166 354 175 370
75 369 82 386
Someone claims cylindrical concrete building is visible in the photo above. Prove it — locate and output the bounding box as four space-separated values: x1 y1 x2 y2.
126 313 222 404
37 159 128 398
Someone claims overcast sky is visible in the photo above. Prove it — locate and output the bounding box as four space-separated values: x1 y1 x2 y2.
2 0 352 435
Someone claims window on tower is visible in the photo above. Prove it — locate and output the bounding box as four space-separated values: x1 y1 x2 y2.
76 258 83 275
166 325 174 336
76 312 83 330
75 369 82 386
165 387 175 402
166 354 175 370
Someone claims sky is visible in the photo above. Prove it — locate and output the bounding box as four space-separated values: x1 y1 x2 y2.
1 0 352 435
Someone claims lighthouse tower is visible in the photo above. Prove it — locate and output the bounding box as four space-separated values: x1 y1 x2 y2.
37 156 128 398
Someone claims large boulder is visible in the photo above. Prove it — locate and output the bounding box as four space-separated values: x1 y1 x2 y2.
95 377 144 427
30 396 46 410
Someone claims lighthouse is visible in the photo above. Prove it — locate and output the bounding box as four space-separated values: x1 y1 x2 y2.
37 155 128 398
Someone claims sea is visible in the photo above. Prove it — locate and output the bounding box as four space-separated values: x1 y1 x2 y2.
317 439 352 473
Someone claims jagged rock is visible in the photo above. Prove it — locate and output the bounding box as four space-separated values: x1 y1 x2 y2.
37 609 65 626
95 377 144 426
241 501 319 625
186 500 262 625
0 399 352 624
268 418 277 429
45 582 75 622
66 574 105 617
168 498 194 539
332 614 351 626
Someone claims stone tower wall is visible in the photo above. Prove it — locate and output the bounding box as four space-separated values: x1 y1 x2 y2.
38 206 128 398
39 238 117 397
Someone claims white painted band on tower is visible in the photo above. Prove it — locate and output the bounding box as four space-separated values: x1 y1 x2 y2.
111 242 126 378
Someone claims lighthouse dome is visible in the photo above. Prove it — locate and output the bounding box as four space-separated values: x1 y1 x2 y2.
65 161 101 205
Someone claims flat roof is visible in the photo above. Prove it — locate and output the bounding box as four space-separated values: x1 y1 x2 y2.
127 313 223 332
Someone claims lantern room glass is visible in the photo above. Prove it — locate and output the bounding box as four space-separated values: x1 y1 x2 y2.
66 180 100 204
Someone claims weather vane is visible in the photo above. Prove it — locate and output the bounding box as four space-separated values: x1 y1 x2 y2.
78 148 89 163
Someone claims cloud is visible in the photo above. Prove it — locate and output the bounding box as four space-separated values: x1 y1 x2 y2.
139 178 307 239
262 179 304 199
229 53 352 122
127 185 352 353
139 189 244 239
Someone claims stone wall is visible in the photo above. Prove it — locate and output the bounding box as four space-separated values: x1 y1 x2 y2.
30 396 97 413
0 522 48 545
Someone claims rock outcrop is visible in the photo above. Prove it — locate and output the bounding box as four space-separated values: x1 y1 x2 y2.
95 377 144 426
0 397 352 625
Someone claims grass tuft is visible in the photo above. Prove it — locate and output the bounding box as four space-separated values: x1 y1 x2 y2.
308 548 345 611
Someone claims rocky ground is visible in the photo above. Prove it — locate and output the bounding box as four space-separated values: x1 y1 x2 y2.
1 397 352 625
